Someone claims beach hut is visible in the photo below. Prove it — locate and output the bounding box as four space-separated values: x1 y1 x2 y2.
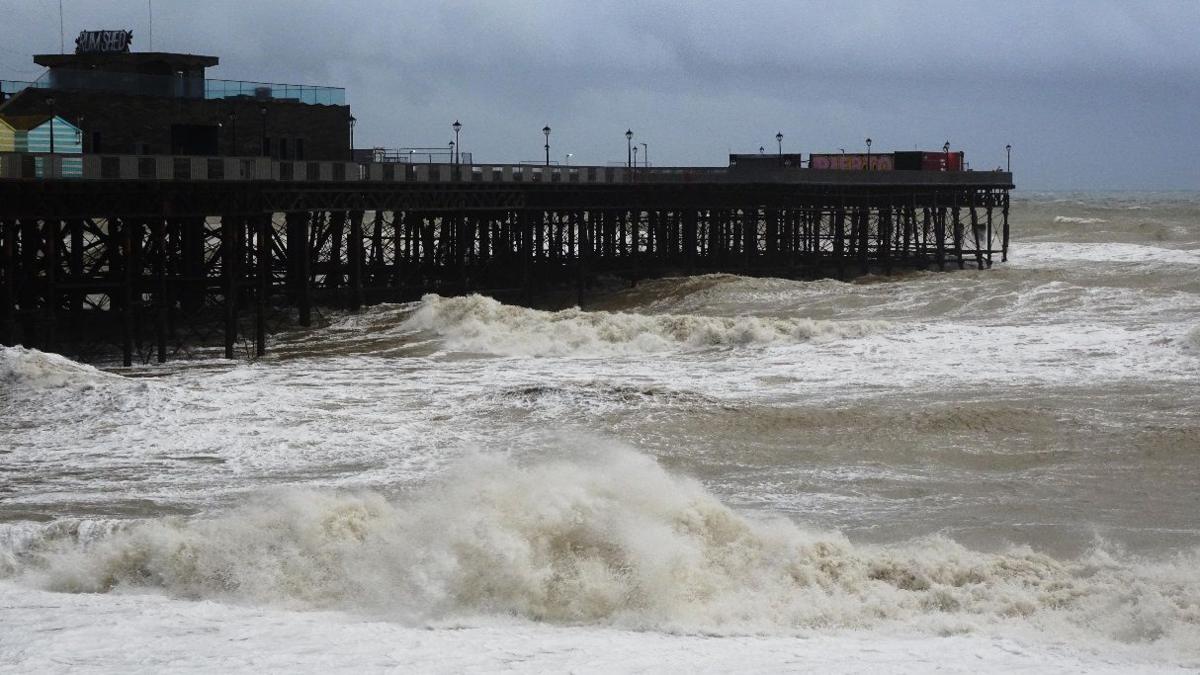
0 116 16 151
0 114 83 177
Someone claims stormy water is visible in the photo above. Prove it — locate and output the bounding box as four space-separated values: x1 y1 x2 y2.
2 192 1199 671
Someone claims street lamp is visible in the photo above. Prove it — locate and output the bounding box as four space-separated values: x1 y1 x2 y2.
1005 144 1011 172
349 114 356 161
228 111 237 156
565 153 573 165
776 131 783 156
838 147 845 154
759 146 765 155
632 145 638 168
865 137 871 170
448 140 455 164
639 142 647 167
543 125 551 166
45 97 56 155
452 119 462 164
626 129 633 168
259 105 267 157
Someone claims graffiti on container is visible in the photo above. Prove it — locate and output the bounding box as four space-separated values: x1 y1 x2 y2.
75 30 133 55
810 154 893 171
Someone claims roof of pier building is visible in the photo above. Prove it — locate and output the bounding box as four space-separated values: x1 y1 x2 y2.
34 52 220 78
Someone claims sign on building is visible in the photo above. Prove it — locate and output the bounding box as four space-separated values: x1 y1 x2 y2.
75 30 133 54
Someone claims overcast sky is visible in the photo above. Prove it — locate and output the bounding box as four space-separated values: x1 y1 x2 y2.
2 0 1198 189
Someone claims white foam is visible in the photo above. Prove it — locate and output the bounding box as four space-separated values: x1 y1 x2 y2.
1010 242 1200 266
1053 216 1109 224
0 581 1181 673
398 294 889 356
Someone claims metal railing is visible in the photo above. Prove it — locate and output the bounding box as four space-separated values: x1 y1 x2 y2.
24 69 345 105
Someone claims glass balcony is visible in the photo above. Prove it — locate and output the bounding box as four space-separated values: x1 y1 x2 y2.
28 70 345 106
203 79 345 105
1 80 34 96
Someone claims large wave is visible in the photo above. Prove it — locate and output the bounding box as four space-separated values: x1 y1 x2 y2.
398 294 889 356
3 444 1196 650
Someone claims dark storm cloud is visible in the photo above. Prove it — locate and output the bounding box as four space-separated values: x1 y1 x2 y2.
2 0 1198 188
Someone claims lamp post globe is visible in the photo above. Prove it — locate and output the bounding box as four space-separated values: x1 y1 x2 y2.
452 120 461 163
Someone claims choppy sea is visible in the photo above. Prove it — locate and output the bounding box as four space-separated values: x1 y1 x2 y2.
2 192 1199 672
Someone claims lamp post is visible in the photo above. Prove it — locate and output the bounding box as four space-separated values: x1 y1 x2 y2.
625 129 633 168
565 153 573 165
259 105 267 157
46 97 56 155
228 111 236 156
1005 144 1011 172
943 141 950 171
349 114 356 161
865 138 871 170
639 142 647 167
759 146 765 155
776 131 783 157
452 120 461 164
632 145 638 169
448 140 455 164
543 125 551 166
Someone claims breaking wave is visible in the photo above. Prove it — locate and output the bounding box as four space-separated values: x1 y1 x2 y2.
0 345 123 391
399 294 889 356
3 444 1197 648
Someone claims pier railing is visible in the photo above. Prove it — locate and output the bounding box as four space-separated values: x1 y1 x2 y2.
0 152 1011 187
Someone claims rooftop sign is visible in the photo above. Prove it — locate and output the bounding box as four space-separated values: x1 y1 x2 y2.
75 30 133 54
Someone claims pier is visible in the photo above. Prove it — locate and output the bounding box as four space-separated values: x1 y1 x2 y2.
0 154 1013 365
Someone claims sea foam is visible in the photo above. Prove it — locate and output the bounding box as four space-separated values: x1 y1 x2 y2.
398 294 889 356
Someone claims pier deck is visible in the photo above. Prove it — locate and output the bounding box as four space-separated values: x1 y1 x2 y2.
0 154 1013 365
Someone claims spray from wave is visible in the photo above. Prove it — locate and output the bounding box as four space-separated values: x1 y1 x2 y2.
3 443 1197 649
398 294 889 356
0 345 125 391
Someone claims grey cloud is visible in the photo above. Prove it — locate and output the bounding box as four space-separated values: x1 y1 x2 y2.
1 0 1197 188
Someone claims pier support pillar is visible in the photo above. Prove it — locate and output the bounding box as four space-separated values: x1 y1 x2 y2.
348 210 364 310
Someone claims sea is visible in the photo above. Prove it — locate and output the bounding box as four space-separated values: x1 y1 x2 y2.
2 191 1199 672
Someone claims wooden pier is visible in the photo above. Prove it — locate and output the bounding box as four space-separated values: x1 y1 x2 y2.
0 154 1013 365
